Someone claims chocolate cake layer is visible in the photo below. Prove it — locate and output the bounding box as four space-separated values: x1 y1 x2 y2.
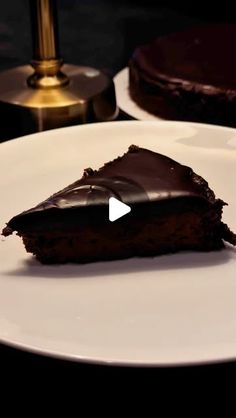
129 25 236 127
2 145 236 264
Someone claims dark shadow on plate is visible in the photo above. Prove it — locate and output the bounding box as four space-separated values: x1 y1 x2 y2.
5 245 236 280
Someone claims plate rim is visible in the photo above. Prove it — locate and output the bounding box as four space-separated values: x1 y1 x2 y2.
2 337 236 368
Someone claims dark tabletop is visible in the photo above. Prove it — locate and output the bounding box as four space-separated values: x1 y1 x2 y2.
1 0 236 382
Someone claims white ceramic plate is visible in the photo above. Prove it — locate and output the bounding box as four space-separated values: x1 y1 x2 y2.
1 121 236 366
114 67 163 121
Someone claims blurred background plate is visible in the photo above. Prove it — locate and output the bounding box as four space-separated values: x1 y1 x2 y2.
114 67 162 121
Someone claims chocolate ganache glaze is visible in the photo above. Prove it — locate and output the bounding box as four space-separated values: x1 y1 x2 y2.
3 145 217 235
3 145 236 264
129 24 236 126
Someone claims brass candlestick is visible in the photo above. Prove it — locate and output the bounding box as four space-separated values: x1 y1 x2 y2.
0 0 117 141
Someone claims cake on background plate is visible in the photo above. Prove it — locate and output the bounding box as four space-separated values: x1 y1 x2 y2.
129 24 236 127
2 145 236 264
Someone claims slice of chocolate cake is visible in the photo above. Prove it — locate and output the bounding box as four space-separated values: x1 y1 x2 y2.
2 145 236 264
129 24 236 127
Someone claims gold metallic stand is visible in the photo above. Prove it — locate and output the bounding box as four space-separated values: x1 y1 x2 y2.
0 0 117 140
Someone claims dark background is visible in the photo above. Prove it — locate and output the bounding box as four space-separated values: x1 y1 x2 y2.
1 0 236 384
1 0 235 74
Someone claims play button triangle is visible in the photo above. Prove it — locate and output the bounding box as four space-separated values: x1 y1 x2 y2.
109 197 131 222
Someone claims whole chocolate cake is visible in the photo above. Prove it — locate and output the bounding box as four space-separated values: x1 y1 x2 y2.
2 145 236 264
129 24 236 127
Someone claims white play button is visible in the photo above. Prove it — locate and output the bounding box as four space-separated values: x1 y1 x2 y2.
109 197 131 222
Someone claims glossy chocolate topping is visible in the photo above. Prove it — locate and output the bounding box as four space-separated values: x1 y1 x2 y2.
3 145 217 234
132 24 236 92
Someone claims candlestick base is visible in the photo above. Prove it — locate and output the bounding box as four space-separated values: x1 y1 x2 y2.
0 64 118 141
